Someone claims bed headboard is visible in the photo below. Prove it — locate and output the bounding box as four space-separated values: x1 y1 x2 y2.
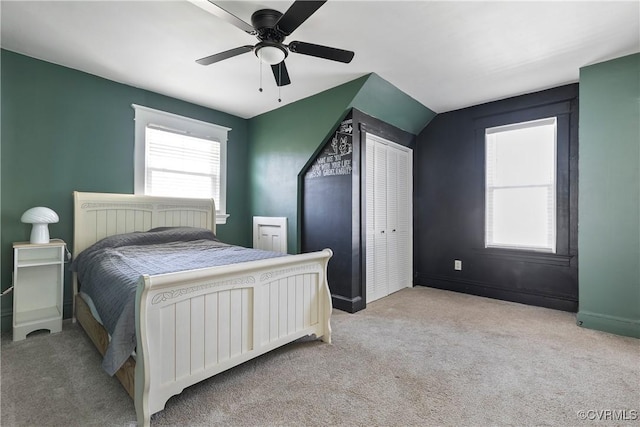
73 191 216 257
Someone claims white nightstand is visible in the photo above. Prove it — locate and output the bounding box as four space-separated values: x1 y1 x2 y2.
12 239 65 341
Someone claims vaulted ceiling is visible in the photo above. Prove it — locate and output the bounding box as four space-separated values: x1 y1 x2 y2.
2 1 638 119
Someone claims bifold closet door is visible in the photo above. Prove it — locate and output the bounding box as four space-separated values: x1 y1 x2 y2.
395 149 412 289
366 139 389 303
365 134 413 304
386 147 400 294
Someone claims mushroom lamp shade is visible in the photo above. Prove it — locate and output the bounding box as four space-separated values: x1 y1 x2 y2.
21 207 59 244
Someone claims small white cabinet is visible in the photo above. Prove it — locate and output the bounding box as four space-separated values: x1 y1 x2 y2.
13 239 65 341
253 216 288 254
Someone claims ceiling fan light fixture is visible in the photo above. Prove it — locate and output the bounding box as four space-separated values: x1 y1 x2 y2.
256 45 287 65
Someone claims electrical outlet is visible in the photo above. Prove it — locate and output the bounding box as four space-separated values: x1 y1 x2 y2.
454 260 462 271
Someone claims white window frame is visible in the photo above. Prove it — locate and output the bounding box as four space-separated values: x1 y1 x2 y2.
485 117 557 253
132 104 230 224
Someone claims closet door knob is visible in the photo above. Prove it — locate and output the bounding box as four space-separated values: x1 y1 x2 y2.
381 230 385 234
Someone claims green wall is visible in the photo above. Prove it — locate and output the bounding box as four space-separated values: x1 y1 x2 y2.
577 53 640 338
247 76 367 254
248 73 436 253
1 50 251 330
351 73 435 135
1 54 435 332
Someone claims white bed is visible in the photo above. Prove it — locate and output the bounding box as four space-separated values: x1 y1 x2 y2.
72 191 333 426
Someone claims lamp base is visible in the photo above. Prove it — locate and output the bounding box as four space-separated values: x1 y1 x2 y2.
30 224 50 244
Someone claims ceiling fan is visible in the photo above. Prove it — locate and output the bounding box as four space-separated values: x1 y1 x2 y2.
195 0 355 87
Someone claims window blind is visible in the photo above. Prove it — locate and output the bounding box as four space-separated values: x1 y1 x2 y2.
145 126 221 200
485 117 557 252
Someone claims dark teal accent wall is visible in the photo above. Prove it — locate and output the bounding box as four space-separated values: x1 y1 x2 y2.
577 53 640 338
248 73 435 254
1 50 251 331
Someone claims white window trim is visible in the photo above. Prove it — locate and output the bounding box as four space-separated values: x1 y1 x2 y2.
132 104 230 224
485 116 557 253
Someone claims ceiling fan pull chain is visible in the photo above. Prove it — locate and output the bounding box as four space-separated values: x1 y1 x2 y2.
278 65 282 102
259 60 263 92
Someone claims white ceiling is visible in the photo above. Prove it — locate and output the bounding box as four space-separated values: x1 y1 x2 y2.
2 1 639 119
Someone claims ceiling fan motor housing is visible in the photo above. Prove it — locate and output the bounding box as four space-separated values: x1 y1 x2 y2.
251 9 286 43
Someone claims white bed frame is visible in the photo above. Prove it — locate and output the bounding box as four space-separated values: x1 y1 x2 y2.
72 192 333 426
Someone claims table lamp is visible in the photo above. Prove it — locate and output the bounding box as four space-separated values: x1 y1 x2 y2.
21 207 59 244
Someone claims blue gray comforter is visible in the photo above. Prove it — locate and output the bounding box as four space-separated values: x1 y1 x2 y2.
71 227 285 375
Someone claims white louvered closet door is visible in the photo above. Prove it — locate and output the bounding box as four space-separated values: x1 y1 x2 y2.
395 149 412 289
365 134 413 304
366 140 389 303
386 147 400 294
365 139 378 302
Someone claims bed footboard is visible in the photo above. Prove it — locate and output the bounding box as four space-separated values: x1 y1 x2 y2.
134 249 333 426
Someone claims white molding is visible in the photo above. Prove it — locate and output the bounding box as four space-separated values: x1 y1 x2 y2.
216 213 229 225
132 104 231 135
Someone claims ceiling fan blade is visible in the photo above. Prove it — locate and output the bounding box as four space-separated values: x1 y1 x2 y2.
288 41 354 63
196 45 254 65
276 0 326 36
194 1 256 35
271 62 291 86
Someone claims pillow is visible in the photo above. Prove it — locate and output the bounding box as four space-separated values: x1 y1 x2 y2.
71 227 218 271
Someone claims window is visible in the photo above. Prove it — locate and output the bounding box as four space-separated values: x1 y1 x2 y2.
133 104 230 223
485 117 557 252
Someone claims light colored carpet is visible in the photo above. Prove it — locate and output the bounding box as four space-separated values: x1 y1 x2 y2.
1 286 638 426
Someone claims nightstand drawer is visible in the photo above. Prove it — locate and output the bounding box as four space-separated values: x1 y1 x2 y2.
16 247 62 267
